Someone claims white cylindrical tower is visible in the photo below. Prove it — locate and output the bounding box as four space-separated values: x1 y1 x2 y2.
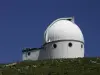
42 17 84 59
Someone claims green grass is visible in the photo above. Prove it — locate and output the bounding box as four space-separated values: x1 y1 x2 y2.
0 57 100 75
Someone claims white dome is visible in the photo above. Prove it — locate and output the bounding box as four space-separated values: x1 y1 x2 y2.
44 18 84 43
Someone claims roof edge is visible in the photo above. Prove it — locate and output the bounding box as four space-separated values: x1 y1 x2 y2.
22 48 43 53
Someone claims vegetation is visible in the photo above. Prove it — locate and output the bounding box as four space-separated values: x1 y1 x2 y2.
0 57 100 75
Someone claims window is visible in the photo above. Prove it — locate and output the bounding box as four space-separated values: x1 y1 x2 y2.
81 44 83 48
53 44 57 48
68 42 72 47
28 52 31 56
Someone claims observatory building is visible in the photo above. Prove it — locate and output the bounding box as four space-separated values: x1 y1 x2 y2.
22 17 84 61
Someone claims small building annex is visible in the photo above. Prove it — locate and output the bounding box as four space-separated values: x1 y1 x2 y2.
22 17 84 61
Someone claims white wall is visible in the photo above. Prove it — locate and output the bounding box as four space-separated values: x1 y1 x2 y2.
22 41 84 61
38 48 48 60
67 41 84 58
22 50 40 61
43 41 84 59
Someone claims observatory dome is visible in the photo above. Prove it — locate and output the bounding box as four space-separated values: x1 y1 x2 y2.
44 18 84 43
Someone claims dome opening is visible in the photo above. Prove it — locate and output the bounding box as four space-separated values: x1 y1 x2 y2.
67 19 72 21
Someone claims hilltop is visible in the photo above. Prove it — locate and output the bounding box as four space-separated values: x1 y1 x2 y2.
0 57 100 75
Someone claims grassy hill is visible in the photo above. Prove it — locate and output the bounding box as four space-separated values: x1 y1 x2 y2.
0 57 100 75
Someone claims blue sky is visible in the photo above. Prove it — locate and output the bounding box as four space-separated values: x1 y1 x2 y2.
0 0 100 63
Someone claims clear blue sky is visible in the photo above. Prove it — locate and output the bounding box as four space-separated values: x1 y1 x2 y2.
0 0 99 63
